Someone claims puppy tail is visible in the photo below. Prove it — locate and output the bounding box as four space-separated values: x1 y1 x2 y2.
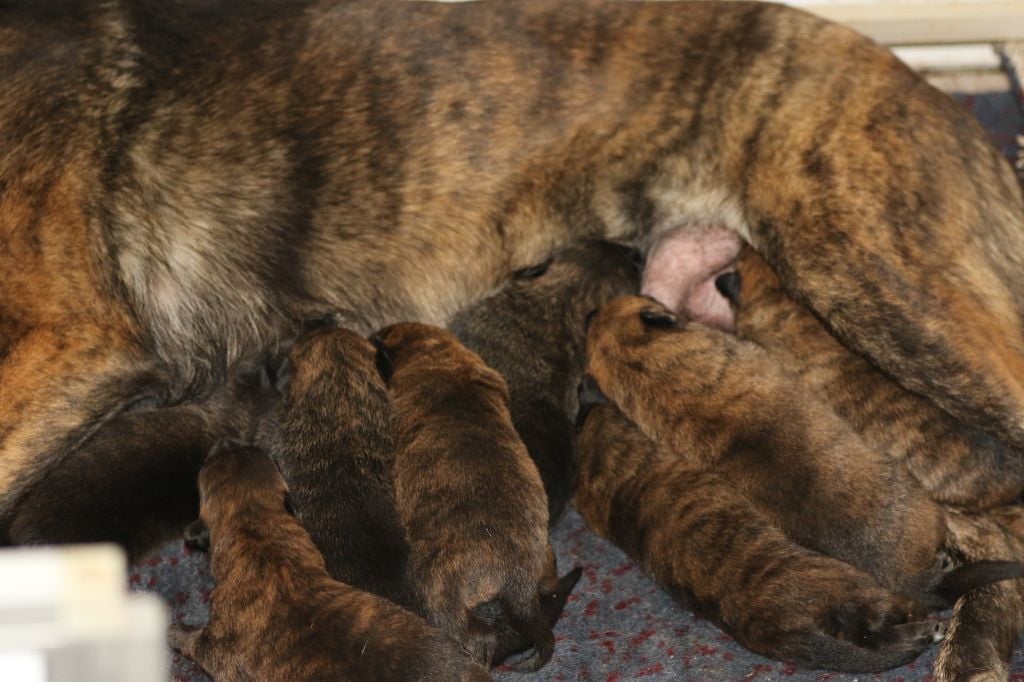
932 560 1024 605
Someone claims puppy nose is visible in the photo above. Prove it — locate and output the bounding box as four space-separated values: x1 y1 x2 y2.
714 271 741 304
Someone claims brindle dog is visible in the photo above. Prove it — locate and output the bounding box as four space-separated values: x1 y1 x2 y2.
375 322 555 671
4 1 1024 677
169 439 491 682
449 240 641 521
718 247 1024 510
584 295 1024 605
574 400 944 672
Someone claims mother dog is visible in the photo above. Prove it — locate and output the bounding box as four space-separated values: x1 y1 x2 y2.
1 0 1023 671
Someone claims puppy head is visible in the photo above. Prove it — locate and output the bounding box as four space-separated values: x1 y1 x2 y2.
277 325 382 399
198 440 289 520
372 322 463 378
722 247 785 312
586 294 684 355
516 240 643 332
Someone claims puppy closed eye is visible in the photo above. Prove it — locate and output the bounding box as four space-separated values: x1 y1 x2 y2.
639 309 679 329
512 259 552 280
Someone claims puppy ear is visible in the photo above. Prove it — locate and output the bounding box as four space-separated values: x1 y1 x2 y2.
370 336 393 383
639 308 680 329
584 308 599 331
714 271 742 305
576 375 611 428
512 259 552 280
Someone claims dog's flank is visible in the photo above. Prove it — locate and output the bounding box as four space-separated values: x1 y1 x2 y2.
450 240 641 521
377 322 555 670
169 440 490 682
721 247 1024 510
573 402 942 673
584 295 1024 604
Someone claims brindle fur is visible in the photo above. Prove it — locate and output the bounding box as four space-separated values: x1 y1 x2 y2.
449 240 641 521
376 322 555 670
3 1 1024 676
5 359 272 558
252 321 580 668
169 440 491 682
574 401 942 672
584 295 1024 604
255 324 413 607
721 247 1024 510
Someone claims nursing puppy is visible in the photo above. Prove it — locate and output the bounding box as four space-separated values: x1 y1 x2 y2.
375 322 554 670
255 322 412 606
169 439 491 682
717 247 1024 510
449 240 642 521
584 295 1024 603
574 399 942 672
249 320 580 667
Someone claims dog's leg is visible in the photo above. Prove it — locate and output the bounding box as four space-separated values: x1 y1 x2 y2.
730 43 1024 446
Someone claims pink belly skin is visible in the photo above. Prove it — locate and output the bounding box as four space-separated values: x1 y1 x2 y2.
641 227 742 331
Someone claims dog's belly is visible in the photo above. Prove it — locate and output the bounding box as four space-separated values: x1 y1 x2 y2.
642 228 742 330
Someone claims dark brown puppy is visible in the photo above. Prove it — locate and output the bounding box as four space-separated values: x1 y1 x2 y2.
255 323 413 607
449 240 641 521
574 400 942 672
718 247 1024 510
248 321 580 668
584 295 1024 604
376 322 554 670
169 440 491 682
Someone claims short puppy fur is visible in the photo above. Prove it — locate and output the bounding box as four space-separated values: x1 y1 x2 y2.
256 322 413 606
584 295 1024 604
718 246 1024 510
574 400 941 673
169 439 490 682
449 240 641 521
376 322 555 670
254 320 579 667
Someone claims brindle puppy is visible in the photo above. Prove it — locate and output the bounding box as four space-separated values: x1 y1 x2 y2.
717 247 1024 510
244 320 580 669
574 400 942 672
449 240 641 521
584 295 1024 604
168 439 491 682
375 322 554 670
255 322 413 607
